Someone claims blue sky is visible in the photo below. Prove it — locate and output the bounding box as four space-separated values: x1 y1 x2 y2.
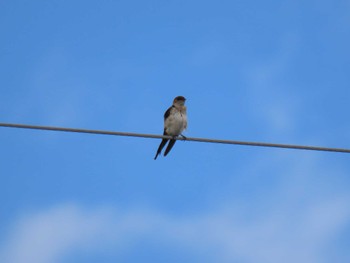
1 0 350 262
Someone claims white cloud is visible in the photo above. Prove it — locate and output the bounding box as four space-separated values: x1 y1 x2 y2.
0 204 114 263
1 196 349 262
1 155 349 263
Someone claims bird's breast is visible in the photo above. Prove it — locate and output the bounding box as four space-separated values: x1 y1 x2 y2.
165 111 187 136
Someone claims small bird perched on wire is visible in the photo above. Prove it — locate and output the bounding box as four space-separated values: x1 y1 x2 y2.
154 96 187 160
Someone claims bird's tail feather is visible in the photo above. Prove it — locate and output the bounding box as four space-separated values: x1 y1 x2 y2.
154 138 168 160
164 139 176 156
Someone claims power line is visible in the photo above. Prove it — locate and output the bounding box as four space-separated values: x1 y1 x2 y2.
0 122 349 154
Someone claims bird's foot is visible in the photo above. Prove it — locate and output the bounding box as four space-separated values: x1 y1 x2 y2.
179 134 187 140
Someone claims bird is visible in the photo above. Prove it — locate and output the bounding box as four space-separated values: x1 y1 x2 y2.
154 96 187 160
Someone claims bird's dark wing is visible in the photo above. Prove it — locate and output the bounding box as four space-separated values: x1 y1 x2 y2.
164 105 174 120
154 105 176 160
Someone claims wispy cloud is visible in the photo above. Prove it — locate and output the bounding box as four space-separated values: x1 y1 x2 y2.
6 46 87 127
0 204 115 263
243 33 302 136
1 153 349 263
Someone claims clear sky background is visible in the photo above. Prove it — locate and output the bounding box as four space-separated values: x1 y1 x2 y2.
1 1 350 262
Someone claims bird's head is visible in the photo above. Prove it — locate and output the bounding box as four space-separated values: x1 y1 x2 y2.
173 96 186 106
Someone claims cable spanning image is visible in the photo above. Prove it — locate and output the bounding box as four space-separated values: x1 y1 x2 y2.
0 122 349 154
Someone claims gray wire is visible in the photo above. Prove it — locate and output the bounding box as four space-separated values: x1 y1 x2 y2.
0 122 349 154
